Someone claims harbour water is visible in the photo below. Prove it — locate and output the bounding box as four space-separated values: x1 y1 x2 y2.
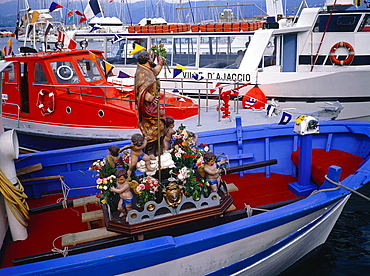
1 36 369 275
281 184 370 275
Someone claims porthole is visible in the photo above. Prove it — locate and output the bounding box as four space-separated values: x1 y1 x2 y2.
98 110 104 117
66 106 72 114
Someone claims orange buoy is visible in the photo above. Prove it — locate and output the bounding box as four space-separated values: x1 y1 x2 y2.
242 85 267 109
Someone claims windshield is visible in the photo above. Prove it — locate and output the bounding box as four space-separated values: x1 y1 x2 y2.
50 61 80 84
77 59 103 82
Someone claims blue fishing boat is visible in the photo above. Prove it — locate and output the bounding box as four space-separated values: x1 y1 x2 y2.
0 116 369 275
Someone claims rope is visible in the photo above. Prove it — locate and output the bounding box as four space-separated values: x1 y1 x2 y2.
52 235 69 257
310 0 337 71
0 170 29 227
309 175 370 202
324 175 370 202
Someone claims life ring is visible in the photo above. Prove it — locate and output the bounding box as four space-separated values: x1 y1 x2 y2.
56 65 73 81
36 89 55 115
329 42 355 66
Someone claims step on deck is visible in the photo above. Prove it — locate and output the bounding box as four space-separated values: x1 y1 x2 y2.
61 227 121 247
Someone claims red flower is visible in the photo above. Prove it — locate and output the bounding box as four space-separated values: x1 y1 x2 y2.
183 154 190 158
198 183 203 186
96 194 100 198
145 184 150 189
199 143 208 147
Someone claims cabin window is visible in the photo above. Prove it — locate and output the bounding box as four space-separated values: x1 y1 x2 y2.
358 15 370 31
199 36 250 69
313 14 361 32
123 38 148 65
50 61 80 84
77 60 103 82
171 37 196 67
34 63 48 83
5 63 15 82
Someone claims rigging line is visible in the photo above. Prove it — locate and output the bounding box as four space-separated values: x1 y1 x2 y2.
310 0 338 72
125 0 133 25
188 0 195 24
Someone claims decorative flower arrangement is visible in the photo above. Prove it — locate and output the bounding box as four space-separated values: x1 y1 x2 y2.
89 125 226 215
176 167 209 200
171 124 206 169
136 176 160 207
96 175 116 204
149 42 170 77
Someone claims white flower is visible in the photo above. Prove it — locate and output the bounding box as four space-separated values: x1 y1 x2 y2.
103 185 108 190
204 146 209 152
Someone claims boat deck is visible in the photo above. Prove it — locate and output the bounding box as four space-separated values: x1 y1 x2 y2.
0 172 299 268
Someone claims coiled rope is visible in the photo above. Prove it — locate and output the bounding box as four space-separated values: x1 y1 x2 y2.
0 170 30 227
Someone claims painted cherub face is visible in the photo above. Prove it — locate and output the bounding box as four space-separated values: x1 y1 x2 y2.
207 158 216 166
117 176 126 184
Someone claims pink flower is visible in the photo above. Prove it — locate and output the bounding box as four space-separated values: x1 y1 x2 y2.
96 178 103 184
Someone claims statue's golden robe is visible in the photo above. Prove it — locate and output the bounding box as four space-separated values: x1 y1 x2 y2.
134 63 164 156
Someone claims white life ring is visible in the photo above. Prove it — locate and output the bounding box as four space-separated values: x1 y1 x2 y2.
36 89 55 115
56 65 73 81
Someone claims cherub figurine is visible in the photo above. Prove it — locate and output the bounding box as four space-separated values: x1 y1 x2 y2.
127 133 154 176
203 152 226 193
106 145 120 168
187 130 198 145
110 169 133 219
163 116 176 151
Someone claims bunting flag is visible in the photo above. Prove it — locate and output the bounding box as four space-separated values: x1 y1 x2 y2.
117 71 130 78
79 16 87 23
68 16 74 22
7 38 12 55
111 34 124 44
172 88 180 93
191 72 204 80
75 10 84 16
173 64 186 78
26 24 34 38
103 60 114 78
22 13 28 24
129 44 145 55
176 64 186 71
2 46 6 56
176 97 186 102
49 2 63 12
230 89 239 96
67 11 74 17
173 69 182 78
68 39 77 50
266 104 277 117
210 82 222 94
84 0 102 20
58 29 77 49
89 51 97 62
278 111 293 125
89 24 101 32
44 22 53 37
30 10 40 24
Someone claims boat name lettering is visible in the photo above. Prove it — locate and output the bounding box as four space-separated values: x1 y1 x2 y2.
184 71 250 82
